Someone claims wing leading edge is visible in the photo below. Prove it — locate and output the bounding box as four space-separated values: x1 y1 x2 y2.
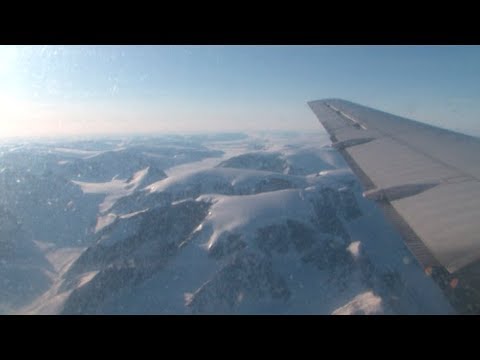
308 99 480 278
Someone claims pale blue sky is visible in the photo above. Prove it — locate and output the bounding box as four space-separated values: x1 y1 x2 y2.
0 45 479 137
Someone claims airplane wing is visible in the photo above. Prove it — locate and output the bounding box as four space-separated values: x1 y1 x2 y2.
308 99 480 290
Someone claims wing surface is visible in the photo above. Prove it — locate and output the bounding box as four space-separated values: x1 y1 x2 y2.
308 99 480 274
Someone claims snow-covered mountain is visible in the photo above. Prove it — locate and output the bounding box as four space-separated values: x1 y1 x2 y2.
56 177 366 314
0 206 53 313
0 167 101 246
0 132 454 314
215 147 339 175
53 145 221 182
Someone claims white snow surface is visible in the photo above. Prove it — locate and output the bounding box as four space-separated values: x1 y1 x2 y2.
332 291 384 315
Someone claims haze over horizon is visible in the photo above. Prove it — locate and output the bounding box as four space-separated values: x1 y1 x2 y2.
1 45 479 138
